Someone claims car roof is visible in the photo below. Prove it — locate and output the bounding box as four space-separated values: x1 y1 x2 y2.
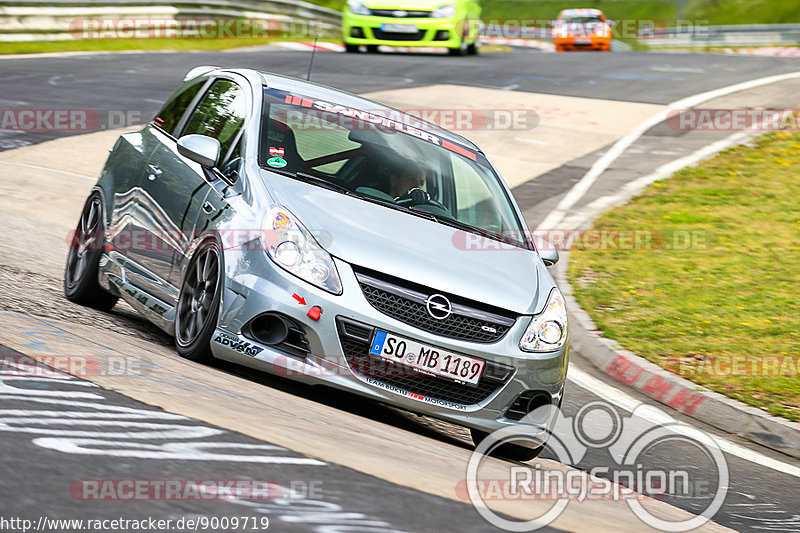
558 8 604 17
202 67 481 152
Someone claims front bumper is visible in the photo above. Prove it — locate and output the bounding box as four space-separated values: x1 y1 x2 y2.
212 244 569 439
555 35 611 51
343 13 470 48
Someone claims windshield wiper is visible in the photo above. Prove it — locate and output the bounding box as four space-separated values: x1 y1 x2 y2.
268 168 354 195
293 172 353 195
409 206 517 246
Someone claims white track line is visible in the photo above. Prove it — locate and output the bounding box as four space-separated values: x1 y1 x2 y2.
538 70 800 230
0 160 94 180
568 365 800 478
558 131 752 230
0 50 177 60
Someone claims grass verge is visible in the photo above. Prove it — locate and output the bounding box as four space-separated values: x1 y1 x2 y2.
567 132 800 421
0 37 316 56
685 0 800 25
481 0 676 22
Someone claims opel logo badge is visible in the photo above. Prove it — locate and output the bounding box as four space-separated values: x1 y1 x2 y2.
393 10 407 17
425 294 452 320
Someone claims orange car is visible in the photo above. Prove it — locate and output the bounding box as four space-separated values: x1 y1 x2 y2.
552 8 612 52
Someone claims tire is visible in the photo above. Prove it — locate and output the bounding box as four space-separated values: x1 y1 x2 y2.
467 39 479 55
366 44 379 53
174 241 222 363
344 44 359 53
64 193 118 311
448 39 467 56
470 428 545 462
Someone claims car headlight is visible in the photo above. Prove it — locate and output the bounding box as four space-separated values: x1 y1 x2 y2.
347 0 372 16
432 3 456 18
519 288 568 352
263 205 342 295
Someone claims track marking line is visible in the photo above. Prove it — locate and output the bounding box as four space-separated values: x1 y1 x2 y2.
539 70 800 230
558 131 752 230
0 160 94 180
567 365 800 478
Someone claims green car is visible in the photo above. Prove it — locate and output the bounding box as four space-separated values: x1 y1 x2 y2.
342 0 481 55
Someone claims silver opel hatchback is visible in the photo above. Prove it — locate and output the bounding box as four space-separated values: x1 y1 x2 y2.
65 67 568 459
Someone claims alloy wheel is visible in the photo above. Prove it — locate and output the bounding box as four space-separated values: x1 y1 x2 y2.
176 247 219 346
66 196 101 289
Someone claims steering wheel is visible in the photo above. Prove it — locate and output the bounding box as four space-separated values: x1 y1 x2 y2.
395 187 430 206
395 188 450 213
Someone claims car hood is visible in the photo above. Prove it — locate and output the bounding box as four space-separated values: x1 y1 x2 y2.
262 171 549 315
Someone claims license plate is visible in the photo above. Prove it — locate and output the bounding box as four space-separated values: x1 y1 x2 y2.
369 330 485 386
380 23 418 33
574 38 591 44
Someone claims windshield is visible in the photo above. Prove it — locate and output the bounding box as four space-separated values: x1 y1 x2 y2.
559 15 604 24
259 88 528 249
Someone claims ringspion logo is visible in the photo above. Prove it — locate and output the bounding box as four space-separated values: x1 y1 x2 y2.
465 401 728 532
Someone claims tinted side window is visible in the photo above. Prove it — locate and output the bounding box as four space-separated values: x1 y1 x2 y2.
153 81 205 136
182 79 246 164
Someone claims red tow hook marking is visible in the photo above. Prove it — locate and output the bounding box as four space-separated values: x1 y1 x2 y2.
292 293 306 305
307 306 322 321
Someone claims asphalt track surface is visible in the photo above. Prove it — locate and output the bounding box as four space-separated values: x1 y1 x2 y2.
0 342 538 533
3 49 800 150
1 47 800 533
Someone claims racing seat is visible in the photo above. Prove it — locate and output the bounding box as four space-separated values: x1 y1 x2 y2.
350 152 395 200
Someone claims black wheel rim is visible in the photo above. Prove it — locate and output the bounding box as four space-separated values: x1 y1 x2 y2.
65 197 101 289
176 247 219 346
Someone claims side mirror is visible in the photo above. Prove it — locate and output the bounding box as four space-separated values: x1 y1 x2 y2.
533 235 559 266
177 134 220 168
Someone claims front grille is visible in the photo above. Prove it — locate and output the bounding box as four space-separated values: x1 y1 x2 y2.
371 9 431 18
337 317 514 406
355 268 517 343
372 29 427 41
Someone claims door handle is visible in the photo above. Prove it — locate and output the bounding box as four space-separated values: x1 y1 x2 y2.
202 201 215 214
147 164 162 181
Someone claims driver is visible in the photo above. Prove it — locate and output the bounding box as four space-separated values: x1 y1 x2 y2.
386 159 426 199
